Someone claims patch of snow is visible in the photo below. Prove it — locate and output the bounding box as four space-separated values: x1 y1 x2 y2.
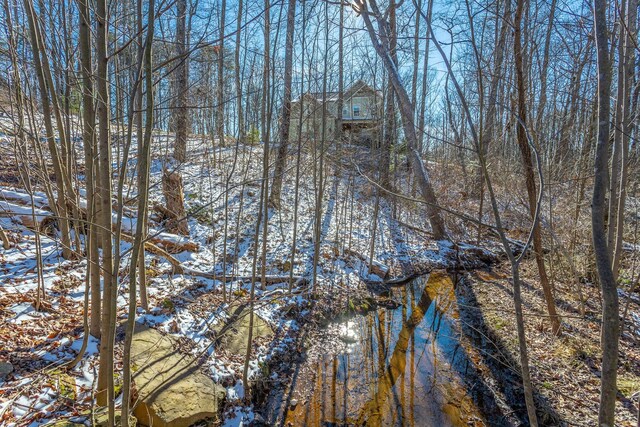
222 405 256 427
7 302 40 324
69 334 100 355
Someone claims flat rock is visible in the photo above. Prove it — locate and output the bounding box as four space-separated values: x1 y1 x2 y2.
214 307 273 355
45 421 85 427
131 323 225 427
93 408 136 427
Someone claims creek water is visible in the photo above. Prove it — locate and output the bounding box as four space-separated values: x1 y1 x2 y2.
280 271 486 426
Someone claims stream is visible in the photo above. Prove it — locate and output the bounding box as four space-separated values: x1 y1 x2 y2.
269 271 488 426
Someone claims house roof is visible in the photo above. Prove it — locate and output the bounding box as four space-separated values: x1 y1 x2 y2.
292 80 380 104
307 91 340 102
343 80 382 100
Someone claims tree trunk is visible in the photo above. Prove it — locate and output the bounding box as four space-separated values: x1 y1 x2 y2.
217 0 226 150
121 3 155 421
357 0 447 240
235 0 245 143
173 0 189 164
612 0 637 278
162 0 189 236
268 0 296 208
77 0 102 338
380 0 397 190
513 0 561 335
95 0 117 422
592 0 620 424
417 0 434 151
23 0 74 260
607 0 627 254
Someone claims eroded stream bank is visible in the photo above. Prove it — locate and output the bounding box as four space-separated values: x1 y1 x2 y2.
260 270 515 427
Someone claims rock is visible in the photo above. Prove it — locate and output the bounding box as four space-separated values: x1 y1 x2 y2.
131 324 226 427
53 372 76 400
44 421 85 427
0 361 13 378
93 408 136 427
214 307 273 355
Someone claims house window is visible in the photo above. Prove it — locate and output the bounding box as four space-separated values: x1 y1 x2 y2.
342 108 348 117
353 105 361 117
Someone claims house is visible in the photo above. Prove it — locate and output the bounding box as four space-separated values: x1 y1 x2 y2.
288 80 383 145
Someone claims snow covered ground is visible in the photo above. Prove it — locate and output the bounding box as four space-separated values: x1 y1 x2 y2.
0 135 460 425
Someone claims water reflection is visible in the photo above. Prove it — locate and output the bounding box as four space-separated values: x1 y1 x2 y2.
284 271 484 426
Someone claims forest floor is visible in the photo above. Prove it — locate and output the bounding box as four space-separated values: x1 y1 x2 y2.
462 263 640 426
0 133 639 426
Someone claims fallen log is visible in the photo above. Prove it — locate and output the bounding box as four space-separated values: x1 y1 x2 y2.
152 203 175 221
383 274 421 286
343 248 389 279
394 219 433 236
121 234 305 285
120 231 183 271
181 268 307 286
13 214 57 236
146 233 199 254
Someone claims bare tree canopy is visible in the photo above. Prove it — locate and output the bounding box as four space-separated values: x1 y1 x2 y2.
0 0 638 425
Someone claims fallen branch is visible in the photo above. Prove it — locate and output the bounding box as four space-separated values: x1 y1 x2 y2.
343 248 389 279
383 274 421 286
394 219 433 236
15 215 57 236
120 231 183 270
181 268 307 286
146 233 199 254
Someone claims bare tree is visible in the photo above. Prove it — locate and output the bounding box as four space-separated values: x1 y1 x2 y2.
95 1 117 425
592 0 620 424
22 0 75 260
268 0 297 208
121 1 155 422
162 0 189 236
355 0 448 240
513 0 561 334
77 0 101 339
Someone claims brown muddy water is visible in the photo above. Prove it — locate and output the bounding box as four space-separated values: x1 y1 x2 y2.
270 271 487 426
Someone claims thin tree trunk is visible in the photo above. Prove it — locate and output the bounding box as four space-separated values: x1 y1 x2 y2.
612 0 637 278
357 0 447 240
513 0 561 335
608 0 627 253
243 0 271 392
162 0 189 236
312 1 330 287
592 0 620 423
95 0 117 424
336 2 344 146
235 0 245 143
77 0 102 338
22 0 74 260
121 4 155 422
217 0 226 150
268 0 296 208
288 0 306 291
380 0 396 189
